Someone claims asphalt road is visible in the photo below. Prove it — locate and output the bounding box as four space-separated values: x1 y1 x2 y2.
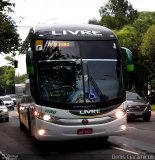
0 108 155 160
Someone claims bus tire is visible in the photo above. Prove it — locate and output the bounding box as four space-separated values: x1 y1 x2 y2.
20 121 26 131
5 117 9 122
27 109 32 135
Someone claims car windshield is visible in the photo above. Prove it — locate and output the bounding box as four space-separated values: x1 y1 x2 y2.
0 99 4 105
126 92 142 100
35 40 124 104
6 95 16 99
0 97 12 101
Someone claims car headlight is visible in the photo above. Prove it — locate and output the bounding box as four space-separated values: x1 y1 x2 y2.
3 108 8 112
126 105 131 108
144 103 151 111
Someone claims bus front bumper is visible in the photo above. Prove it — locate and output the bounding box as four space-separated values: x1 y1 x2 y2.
33 115 127 141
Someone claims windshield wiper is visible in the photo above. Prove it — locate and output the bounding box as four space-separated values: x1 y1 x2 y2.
89 76 108 101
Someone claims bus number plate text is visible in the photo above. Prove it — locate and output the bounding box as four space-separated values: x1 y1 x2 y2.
77 128 93 135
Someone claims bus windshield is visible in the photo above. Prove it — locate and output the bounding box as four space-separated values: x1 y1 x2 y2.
35 40 124 104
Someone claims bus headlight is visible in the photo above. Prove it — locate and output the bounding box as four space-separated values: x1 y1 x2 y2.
43 115 51 121
34 110 56 122
110 109 126 119
115 110 124 118
121 125 127 130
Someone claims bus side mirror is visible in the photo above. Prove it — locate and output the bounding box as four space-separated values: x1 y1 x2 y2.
26 50 34 75
127 64 134 72
120 47 134 72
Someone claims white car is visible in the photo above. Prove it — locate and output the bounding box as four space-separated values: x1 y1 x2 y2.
0 96 14 110
6 94 17 106
0 99 9 122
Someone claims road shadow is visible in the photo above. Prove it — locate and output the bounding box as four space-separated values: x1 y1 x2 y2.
32 137 111 153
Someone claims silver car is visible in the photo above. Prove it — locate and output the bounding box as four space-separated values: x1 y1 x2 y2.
126 91 151 121
6 94 17 106
0 99 9 122
0 96 14 110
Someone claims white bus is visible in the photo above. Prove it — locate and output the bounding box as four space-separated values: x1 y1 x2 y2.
18 24 133 141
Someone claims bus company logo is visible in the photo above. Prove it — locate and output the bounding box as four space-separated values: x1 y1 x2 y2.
69 109 101 116
82 119 88 125
51 30 102 36
79 109 101 115
44 109 57 114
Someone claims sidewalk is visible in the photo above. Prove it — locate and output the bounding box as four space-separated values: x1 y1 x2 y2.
151 111 155 115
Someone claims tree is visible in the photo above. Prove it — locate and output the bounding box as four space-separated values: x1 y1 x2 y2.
0 66 15 95
140 25 155 82
88 18 100 25
112 11 155 94
133 12 155 34
116 25 138 50
0 0 20 55
15 74 28 84
141 25 155 59
5 55 15 66
99 0 138 29
0 0 14 12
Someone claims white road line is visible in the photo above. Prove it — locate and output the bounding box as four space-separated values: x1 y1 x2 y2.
0 152 9 160
112 146 139 155
128 126 137 129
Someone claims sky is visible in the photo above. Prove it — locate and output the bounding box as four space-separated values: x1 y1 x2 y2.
1 0 155 75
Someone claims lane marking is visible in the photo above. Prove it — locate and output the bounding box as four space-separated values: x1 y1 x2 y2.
128 126 137 129
112 146 139 155
0 152 9 160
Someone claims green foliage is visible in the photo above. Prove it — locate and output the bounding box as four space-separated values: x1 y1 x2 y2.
15 74 28 84
0 0 20 55
151 105 155 111
116 25 137 50
141 25 155 58
114 11 155 91
99 0 138 29
139 25 155 81
133 12 155 34
0 0 15 12
5 55 15 66
88 18 100 25
0 66 15 94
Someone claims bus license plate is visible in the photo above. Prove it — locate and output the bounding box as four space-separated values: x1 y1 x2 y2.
77 128 93 135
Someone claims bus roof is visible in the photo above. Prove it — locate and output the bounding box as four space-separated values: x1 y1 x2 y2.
29 24 117 41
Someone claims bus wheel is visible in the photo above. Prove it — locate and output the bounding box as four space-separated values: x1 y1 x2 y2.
27 109 32 135
4 117 9 122
20 121 26 131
